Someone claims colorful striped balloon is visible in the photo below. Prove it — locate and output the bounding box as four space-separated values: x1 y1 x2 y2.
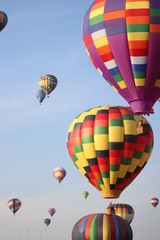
150 197 159 208
53 167 66 183
72 213 133 240
105 203 135 224
39 74 57 96
0 11 8 32
82 0 160 114
7 198 22 216
66 106 154 199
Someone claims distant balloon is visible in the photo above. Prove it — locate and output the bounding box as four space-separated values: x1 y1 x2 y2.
7 198 21 216
105 203 135 224
67 106 154 199
72 213 133 240
53 167 66 183
44 218 51 226
150 198 159 208
36 89 46 104
0 11 8 32
39 74 57 97
83 191 89 199
48 208 56 217
82 0 160 115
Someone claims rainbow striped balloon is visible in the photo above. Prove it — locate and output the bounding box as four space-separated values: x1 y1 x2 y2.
105 203 135 224
82 0 160 114
7 198 22 216
72 213 133 240
67 106 154 199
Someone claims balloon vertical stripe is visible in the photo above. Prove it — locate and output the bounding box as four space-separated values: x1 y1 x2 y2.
113 216 123 240
85 215 95 239
146 0 160 101
94 107 110 191
126 0 150 103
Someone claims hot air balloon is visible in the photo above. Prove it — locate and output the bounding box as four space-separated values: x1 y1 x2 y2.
44 218 51 226
83 191 89 199
39 74 57 97
53 167 66 183
36 89 46 105
66 106 154 199
150 197 159 208
7 198 22 216
82 0 160 115
48 208 56 217
105 203 135 224
0 11 8 32
72 213 133 240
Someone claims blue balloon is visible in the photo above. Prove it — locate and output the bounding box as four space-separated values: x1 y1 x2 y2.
36 89 46 104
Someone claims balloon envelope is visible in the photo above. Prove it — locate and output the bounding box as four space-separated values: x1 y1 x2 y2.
0 11 8 32
39 74 57 95
105 203 135 224
53 167 66 183
67 106 154 199
7 198 21 215
72 213 133 240
44 218 51 226
48 208 56 217
36 89 46 104
82 0 160 114
150 197 159 208
83 191 89 199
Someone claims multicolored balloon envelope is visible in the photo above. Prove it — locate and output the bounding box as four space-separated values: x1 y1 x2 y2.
53 167 66 183
36 89 46 104
48 208 56 217
7 198 22 216
72 213 133 240
105 203 135 224
0 11 8 32
82 0 160 114
44 218 51 226
39 74 57 96
66 106 154 199
150 197 159 208
83 191 89 199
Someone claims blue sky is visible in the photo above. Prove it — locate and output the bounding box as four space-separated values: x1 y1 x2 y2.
0 0 160 239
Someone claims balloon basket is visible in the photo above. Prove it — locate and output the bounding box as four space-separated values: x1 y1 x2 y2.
101 190 121 199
